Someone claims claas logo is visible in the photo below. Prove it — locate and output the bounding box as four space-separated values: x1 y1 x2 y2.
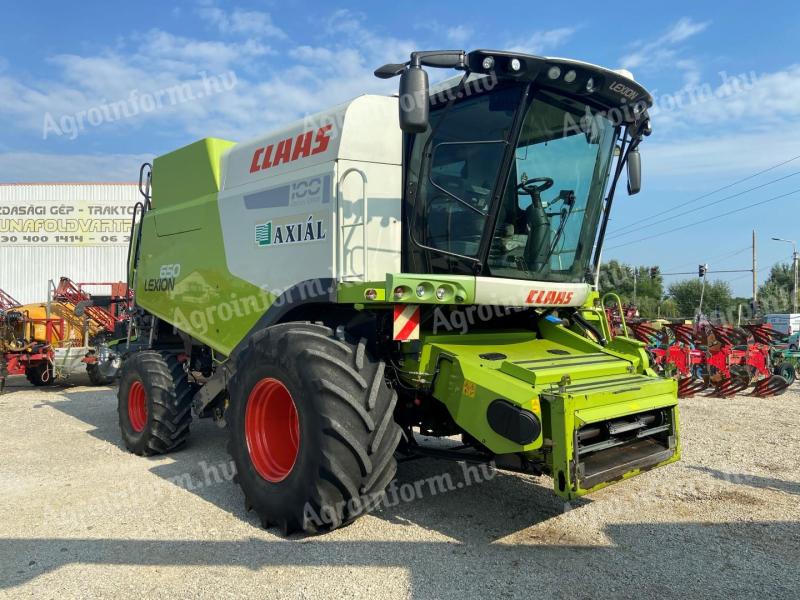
525 289 574 305
250 125 333 173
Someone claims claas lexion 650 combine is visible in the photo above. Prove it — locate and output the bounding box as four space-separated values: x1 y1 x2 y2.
118 49 680 534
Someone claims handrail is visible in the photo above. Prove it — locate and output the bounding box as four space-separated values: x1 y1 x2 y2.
602 292 629 338
337 167 369 281
126 201 145 290
138 162 152 209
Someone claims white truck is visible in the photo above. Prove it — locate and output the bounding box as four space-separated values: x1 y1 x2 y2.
764 313 800 336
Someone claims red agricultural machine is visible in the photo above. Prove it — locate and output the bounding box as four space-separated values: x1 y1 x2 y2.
0 278 131 391
0 288 20 311
0 288 23 391
604 296 792 398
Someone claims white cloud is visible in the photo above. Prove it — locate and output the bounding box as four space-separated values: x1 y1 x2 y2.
645 125 800 180
197 5 285 38
650 64 800 133
0 152 153 182
0 9 426 148
662 17 710 44
620 17 709 84
505 27 577 56
143 29 272 70
446 25 473 46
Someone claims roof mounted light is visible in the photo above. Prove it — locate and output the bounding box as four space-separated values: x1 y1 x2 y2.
482 56 495 70
547 66 561 80
509 58 521 71
586 77 595 92
564 69 576 83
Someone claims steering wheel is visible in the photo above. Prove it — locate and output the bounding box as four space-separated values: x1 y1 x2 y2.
517 177 554 195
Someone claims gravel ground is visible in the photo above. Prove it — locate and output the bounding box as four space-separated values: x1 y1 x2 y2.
0 374 798 599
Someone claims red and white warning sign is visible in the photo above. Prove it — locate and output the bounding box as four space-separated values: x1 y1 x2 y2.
393 304 420 341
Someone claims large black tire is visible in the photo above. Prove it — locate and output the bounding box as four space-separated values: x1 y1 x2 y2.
25 362 54 387
227 322 402 535
775 361 796 385
117 351 193 455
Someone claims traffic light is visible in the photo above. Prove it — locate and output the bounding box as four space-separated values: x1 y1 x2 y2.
698 264 707 277
649 266 659 279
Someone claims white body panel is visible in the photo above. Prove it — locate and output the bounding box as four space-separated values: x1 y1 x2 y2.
474 277 591 307
217 95 402 290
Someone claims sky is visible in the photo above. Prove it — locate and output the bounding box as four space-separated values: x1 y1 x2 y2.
0 0 799 296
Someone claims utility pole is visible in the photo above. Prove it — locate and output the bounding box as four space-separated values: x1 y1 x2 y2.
698 263 708 317
795 248 799 314
771 237 798 313
752 230 757 308
633 268 637 306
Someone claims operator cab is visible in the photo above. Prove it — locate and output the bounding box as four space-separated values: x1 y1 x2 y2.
379 50 652 288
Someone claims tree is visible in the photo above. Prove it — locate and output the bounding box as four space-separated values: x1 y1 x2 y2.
757 262 796 313
667 279 733 317
635 266 664 303
598 260 635 299
598 261 664 307
659 298 680 318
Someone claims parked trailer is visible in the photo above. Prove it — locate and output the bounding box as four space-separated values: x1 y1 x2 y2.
1 277 129 388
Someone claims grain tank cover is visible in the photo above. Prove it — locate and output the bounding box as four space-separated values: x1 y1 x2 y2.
220 95 400 191
152 137 235 208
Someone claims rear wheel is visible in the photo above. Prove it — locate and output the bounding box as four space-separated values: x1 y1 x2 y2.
227 322 402 535
775 361 796 385
25 362 54 387
117 351 193 455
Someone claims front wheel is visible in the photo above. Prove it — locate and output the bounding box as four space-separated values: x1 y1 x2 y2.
227 322 402 535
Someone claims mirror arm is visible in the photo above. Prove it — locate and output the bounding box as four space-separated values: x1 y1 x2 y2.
591 128 635 283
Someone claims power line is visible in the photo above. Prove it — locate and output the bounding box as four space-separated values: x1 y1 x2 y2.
608 170 800 240
661 269 752 276
662 245 750 273
607 187 800 250
719 265 773 284
608 153 800 237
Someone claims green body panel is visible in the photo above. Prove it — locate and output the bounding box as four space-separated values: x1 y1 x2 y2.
337 282 387 303
134 138 276 355
404 314 680 499
135 198 276 355
338 275 476 305
152 138 234 209
543 385 680 498
386 274 475 304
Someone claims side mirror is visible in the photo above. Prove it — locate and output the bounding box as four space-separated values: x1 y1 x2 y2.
398 65 429 133
627 148 641 195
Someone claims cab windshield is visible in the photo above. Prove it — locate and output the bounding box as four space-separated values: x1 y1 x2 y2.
405 82 619 283
488 91 618 281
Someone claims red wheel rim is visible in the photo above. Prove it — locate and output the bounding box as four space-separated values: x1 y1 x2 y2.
245 378 300 482
128 380 148 432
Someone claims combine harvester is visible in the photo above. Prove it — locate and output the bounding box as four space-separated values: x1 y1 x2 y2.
118 49 681 534
1 278 129 388
606 299 792 398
